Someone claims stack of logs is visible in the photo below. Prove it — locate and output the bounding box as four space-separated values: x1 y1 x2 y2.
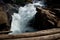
0 28 60 40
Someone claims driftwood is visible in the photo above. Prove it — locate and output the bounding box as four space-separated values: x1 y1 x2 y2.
4 33 60 40
0 31 12 34
0 28 60 40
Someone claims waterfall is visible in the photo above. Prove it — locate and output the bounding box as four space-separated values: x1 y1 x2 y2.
9 0 45 34
9 4 37 34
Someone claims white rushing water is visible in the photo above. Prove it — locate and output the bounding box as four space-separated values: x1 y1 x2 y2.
33 0 45 7
9 0 45 34
9 4 37 34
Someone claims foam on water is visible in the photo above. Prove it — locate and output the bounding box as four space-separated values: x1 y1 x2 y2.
33 1 45 7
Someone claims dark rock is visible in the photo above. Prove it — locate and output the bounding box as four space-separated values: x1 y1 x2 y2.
46 0 60 8
0 6 10 31
27 8 57 31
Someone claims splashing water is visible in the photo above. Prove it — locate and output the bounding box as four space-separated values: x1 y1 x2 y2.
33 0 45 7
9 1 45 34
9 4 37 34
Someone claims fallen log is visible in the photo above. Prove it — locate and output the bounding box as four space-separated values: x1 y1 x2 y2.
0 28 60 39
2 33 60 40
0 31 12 34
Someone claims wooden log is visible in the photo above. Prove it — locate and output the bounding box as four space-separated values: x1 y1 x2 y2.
3 33 60 40
0 28 60 39
0 31 12 34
